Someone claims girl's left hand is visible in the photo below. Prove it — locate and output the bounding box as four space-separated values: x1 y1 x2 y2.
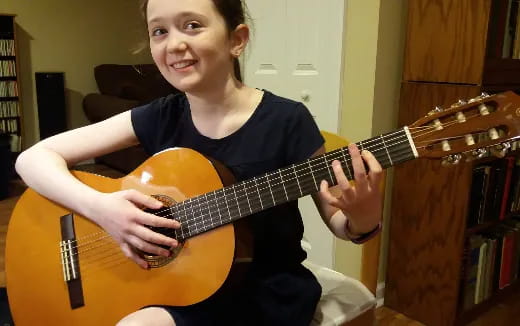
319 143 383 235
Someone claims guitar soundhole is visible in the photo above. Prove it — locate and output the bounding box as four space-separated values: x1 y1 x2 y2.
141 194 183 268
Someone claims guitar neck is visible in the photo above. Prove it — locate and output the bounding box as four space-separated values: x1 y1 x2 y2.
172 127 418 241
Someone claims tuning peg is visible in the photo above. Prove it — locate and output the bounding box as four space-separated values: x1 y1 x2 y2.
428 106 444 116
451 99 467 108
441 154 463 166
466 148 488 162
490 142 511 158
469 92 491 103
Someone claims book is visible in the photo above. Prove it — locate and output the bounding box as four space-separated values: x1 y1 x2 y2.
475 241 488 303
467 165 492 227
463 235 485 310
499 157 516 220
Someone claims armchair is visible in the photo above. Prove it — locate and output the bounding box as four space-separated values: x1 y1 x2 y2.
82 64 179 173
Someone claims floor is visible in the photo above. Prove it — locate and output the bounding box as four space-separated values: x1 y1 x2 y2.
1 174 520 325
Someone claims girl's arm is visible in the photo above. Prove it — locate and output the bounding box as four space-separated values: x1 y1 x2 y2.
16 111 179 268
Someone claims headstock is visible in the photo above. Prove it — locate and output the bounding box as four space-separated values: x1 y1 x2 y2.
410 91 520 165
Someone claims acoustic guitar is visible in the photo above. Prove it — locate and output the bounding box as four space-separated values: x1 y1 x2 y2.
6 91 520 325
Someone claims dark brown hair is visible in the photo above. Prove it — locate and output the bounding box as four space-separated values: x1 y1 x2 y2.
139 0 247 82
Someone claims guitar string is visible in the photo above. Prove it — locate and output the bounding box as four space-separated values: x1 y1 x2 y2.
66 119 484 264
68 131 415 264
66 110 490 245
67 127 490 270
70 128 409 242
69 128 430 260
76 108 503 273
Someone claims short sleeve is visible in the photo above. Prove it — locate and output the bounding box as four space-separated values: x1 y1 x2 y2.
283 103 325 165
131 97 165 155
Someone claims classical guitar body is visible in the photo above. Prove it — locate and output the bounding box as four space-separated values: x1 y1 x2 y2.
6 148 237 326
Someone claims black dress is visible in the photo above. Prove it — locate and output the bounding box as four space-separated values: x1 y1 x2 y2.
131 90 325 325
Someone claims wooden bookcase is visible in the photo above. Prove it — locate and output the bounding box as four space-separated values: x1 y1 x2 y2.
0 14 22 153
385 1 520 325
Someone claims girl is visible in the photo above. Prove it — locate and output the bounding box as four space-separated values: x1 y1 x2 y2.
15 0 383 325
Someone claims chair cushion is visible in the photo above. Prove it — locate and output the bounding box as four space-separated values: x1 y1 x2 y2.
303 260 376 326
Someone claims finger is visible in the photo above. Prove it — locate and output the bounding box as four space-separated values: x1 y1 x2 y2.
134 224 178 248
319 180 348 211
138 212 180 229
126 234 171 258
348 144 368 187
120 242 149 269
331 160 353 194
362 150 383 186
123 189 163 209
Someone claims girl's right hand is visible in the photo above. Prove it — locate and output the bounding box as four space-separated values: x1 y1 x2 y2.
88 189 180 269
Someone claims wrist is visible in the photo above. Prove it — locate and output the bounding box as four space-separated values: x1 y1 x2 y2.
82 190 106 223
345 218 381 244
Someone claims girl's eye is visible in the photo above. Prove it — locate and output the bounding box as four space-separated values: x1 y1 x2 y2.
185 21 202 30
151 28 167 37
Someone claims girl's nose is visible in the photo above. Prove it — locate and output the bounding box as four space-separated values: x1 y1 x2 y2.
166 34 188 53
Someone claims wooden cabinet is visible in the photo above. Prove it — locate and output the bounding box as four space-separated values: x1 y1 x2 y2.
385 1 520 325
0 14 22 153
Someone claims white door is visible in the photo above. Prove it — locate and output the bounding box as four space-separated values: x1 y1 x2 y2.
243 0 345 268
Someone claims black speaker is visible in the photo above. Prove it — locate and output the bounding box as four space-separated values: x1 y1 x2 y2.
35 72 67 139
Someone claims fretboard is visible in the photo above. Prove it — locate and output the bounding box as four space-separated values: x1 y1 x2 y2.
169 127 417 241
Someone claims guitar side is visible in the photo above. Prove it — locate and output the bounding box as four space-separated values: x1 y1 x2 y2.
5 148 236 326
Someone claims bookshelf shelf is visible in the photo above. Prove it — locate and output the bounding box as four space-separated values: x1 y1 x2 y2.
0 14 22 154
385 1 520 326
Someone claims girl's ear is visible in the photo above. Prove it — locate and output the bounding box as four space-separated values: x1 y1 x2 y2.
230 24 249 58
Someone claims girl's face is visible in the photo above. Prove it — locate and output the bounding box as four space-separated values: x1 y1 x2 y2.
146 0 239 94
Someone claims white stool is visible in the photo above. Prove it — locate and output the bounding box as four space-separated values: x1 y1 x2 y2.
303 260 376 326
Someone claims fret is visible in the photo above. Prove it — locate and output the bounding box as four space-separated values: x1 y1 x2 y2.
203 193 213 227
181 200 194 238
227 186 241 221
267 170 285 205
280 166 301 202
253 177 264 210
221 187 234 223
340 147 353 180
256 175 275 208
190 198 204 232
307 160 318 192
311 155 332 187
242 182 253 214
243 179 263 212
231 184 242 217
191 197 203 234
292 164 303 196
170 204 179 240
297 161 317 195
172 205 187 240
323 154 334 185
278 169 289 202
380 133 393 166
265 173 277 206
212 190 224 227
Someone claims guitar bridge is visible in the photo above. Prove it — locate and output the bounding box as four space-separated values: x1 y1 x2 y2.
60 213 85 309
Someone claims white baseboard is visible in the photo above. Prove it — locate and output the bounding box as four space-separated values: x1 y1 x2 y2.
376 282 385 308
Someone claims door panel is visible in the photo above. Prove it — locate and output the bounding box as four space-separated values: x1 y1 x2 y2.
244 0 345 268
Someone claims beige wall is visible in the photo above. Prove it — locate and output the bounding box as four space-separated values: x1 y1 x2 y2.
334 0 407 283
1 0 152 147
